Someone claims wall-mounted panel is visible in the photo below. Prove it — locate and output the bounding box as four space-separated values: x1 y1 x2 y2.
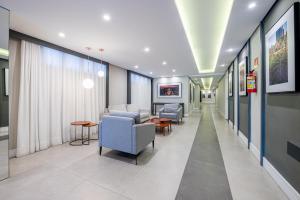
109 64 127 106
238 45 249 139
250 27 262 155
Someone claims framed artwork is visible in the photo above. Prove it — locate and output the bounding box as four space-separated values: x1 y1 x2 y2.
239 57 248 96
158 82 182 98
265 4 296 93
228 70 233 97
208 94 211 99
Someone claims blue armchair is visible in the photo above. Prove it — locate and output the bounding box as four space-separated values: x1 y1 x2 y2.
99 115 155 165
159 103 183 124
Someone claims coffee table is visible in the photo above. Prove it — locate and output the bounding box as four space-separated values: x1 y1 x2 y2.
159 118 172 131
149 118 172 135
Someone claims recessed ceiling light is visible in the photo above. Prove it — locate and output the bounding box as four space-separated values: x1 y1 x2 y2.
220 64 225 67
58 32 65 38
172 69 176 73
103 14 111 21
162 61 167 65
144 47 150 53
248 2 256 9
149 72 153 75
227 48 234 52
134 65 139 69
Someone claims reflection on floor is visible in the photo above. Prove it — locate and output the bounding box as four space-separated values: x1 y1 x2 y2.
0 105 289 200
0 113 200 200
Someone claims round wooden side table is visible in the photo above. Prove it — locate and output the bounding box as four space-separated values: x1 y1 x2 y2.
70 121 92 146
82 122 98 145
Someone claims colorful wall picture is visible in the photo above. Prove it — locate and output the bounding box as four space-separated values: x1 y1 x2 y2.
228 70 233 97
158 82 182 98
265 5 296 93
239 58 247 96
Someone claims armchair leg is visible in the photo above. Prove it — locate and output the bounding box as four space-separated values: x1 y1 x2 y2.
99 146 102 156
152 140 155 149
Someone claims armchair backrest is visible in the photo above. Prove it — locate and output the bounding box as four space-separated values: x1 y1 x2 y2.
164 103 180 113
101 116 134 153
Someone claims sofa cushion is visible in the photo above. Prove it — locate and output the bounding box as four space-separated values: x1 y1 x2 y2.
108 104 127 112
140 112 150 119
110 111 141 124
164 104 179 113
127 104 140 113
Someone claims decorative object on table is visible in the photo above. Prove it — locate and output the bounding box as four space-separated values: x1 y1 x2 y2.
159 103 183 124
247 70 257 93
99 115 155 165
265 4 300 93
239 57 248 96
228 69 233 97
158 82 182 98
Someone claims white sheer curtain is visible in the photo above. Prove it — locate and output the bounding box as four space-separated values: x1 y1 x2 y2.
16 41 106 157
130 73 151 110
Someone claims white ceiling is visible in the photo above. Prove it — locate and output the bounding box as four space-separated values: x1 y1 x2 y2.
0 0 275 85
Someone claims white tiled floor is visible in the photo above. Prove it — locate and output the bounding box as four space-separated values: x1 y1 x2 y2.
210 106 288 200
0 107 291 200
0 113 200 200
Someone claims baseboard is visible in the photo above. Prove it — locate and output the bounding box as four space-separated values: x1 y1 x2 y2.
263 158 300 200
234 125 238 134
238 131 248 146
250 143 260 161
229 120 233 128
9 149 16 158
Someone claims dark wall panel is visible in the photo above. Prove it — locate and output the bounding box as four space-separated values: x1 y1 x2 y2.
229 98 234 122
238 45 249 138
264 0 300 193
228 65 234 124
239 103 248 137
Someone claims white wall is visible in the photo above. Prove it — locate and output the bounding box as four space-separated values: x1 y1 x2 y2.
216 76 226 117
201 90 216 104
250 27 262 157
193 84 201 109
109 64 127 106
153 76 190 115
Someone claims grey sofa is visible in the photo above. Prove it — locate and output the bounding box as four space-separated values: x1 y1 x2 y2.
107 104 150 123
99 115 155 165
159 103 183 124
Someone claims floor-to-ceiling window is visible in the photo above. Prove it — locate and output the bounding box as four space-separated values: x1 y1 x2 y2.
10 40 106 157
